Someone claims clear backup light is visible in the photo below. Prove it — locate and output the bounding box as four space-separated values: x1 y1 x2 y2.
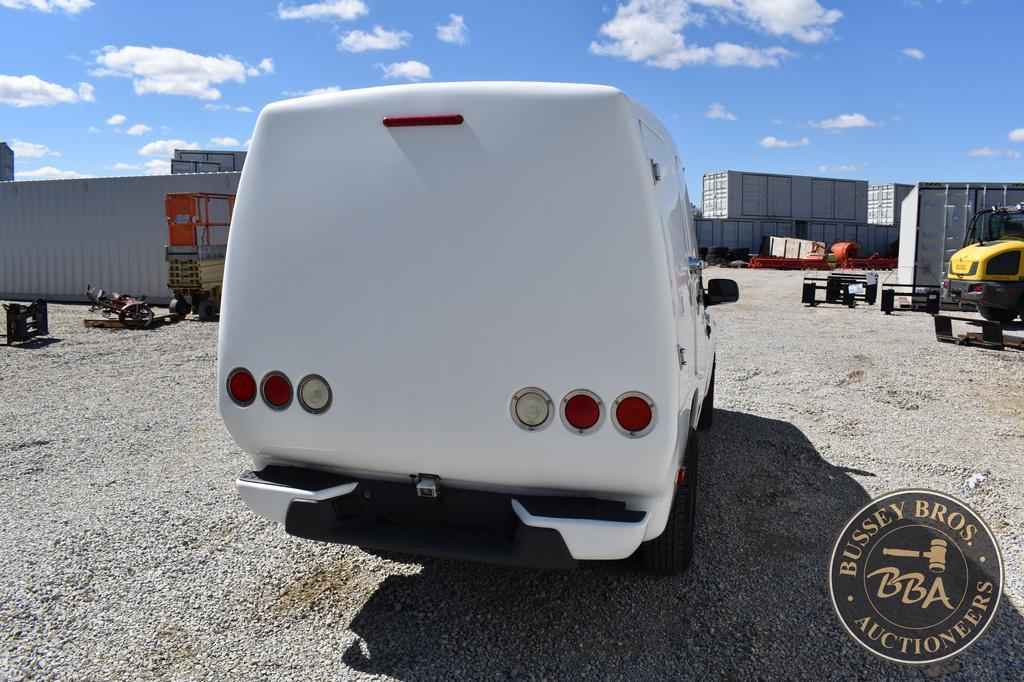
612 392 656 437
511 387 553 431
298 375 332 414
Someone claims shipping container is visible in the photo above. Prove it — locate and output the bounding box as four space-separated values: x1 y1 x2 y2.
696 218 897 256
172 149 246 173
0 141 13 182
897 182 1024 288
867 183 912 225
701 170 868 223
0 172 241 303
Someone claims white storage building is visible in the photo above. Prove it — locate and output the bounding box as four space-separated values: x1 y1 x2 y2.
0 172 240 303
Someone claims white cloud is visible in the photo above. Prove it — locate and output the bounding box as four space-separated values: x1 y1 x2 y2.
902 47 925 60
585 0 798 69
809 113 880 130
126 123 151 135
706 102 736 120
106 113 126 125
377 61 432 81
339 26 411 52
10 139 60 157
93 46 272 100
719 0 843 44
283 85 342 97
0 74 94 107
16 165 86 180
436 14 468 45
258 58 275 74
817 163 864 173
138 139 198 157
965 147 1021 159
87 126 100 133
107 161 140 170
1009 128 1024 143
276 0 367 21
210 136 240 147
771 118 784 125
203 103 252 112
143 159 171 175
0 0 93 14
760 135 810 148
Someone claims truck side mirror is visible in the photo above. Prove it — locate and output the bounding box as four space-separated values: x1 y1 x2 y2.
705 278 739 306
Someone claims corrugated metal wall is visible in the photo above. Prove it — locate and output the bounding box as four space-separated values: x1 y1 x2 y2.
696 218 899 255
0 172 240 303
701 170 869 223
867 183 913 225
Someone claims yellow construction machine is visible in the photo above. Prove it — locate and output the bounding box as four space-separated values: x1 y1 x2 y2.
944 205 1024 322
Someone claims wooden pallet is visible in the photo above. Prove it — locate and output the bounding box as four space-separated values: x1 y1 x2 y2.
84 314 183 330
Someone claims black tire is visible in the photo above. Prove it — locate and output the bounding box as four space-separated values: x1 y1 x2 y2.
978 306 1017 323
709 245 730 257
698 247 709 257
196 298 216 322
168 296 191 317
697 362 715 431
728 247 750 260
641 430 698 575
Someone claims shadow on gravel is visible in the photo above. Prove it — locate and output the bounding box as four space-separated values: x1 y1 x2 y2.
338 410 1024 680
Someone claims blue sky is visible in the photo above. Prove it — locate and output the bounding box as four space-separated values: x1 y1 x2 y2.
1 0 1022 199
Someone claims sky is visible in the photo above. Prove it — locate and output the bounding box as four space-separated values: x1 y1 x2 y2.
1 0 1022 200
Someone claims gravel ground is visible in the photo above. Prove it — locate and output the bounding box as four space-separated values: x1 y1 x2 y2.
2 268 1022 681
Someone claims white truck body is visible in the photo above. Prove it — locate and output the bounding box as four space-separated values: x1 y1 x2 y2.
219 82 726 569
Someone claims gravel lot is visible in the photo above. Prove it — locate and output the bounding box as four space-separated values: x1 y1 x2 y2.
2 268 1022 680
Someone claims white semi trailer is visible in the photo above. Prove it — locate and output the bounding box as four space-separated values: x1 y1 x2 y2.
219 82 738 573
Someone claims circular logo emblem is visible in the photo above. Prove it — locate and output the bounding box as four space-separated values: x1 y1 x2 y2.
829 490 1003 665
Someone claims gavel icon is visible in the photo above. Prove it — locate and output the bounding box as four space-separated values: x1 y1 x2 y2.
883 538 948 573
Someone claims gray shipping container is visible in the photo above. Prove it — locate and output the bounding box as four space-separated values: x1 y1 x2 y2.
0 141 13 182
701 170 868 223
0 172 241 303
867 183 913 225
695 218 898 256
897 182 1024 288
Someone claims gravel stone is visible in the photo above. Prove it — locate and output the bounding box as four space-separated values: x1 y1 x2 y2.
1 268 1021 680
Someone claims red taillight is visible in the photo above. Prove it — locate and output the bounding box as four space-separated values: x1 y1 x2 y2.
968 284 984 293
383 114 464 128
227 369 257 406
261 372 292 409
562 391 602 433
616 396 653 433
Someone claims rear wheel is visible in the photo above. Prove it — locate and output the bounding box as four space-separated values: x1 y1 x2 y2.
978 305 1017 323
196 298 216 322
641 430 698 575
697 362 715 431
168 295 191 317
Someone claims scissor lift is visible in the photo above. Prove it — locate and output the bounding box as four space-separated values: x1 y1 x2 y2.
165 193 234 321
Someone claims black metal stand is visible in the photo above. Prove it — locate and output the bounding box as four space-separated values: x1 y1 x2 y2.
3 299 49 345
802 273 877 308
880 284 940 315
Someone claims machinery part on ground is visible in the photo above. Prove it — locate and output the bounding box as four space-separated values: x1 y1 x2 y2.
86 284 155 329
803 273 878 308
3 298 49 345
944 205 1024 321
934 314 1023 351
880 284 941 315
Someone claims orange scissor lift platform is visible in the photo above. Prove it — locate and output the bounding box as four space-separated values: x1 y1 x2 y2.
165 192 235 321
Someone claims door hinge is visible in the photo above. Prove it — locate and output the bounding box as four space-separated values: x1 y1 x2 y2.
650 159 661 184
678 346 687 368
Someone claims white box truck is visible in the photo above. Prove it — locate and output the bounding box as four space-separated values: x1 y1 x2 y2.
219 82 738 573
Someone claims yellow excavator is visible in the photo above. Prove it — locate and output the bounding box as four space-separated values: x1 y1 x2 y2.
944 205 1024 322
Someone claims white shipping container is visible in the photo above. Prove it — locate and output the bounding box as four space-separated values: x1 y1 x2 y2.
701 170 868 222
897 182 1024 288
0 172 240 303
868 183 912 225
